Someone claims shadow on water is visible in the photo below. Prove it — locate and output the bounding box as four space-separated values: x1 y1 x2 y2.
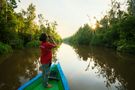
71 44 135 90
0 48 40 90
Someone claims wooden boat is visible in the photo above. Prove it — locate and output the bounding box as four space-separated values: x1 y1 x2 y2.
18 63 69 90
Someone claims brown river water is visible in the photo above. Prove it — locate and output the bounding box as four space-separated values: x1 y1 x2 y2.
0 43 135 90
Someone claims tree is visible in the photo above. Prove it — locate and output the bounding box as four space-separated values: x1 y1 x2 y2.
24 3 36 34
0 0 18 44
127 0 135 16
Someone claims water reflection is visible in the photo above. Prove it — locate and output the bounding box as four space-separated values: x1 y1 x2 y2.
0 43 135 90
0 48 40 90
0 45 59 90
71 44 135 90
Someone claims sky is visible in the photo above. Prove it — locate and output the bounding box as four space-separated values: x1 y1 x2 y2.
15 0 112 38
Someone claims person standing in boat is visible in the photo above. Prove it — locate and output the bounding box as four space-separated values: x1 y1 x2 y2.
39 33 57 88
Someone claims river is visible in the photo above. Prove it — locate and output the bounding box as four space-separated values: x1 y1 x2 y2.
0 43 135 90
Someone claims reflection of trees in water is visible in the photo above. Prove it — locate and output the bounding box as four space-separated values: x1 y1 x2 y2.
0 46 60 90
72 45 135 90
94 59 127 90
0 48 40 90
73 45 92 61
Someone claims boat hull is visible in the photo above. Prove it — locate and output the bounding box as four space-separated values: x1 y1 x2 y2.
18 63 69 90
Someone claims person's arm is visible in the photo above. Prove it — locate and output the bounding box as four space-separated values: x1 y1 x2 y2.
48 35 57 45
46 42 57 49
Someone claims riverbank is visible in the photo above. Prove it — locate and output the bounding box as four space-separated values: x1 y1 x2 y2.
63 16 135 54
0 0 62 55
0 40 40 55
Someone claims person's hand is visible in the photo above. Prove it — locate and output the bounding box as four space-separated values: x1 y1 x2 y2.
48 35 51 38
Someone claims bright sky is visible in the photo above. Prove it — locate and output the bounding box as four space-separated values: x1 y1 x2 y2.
15 0 112 38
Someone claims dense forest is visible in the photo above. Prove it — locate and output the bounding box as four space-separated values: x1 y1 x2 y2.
64 0 135 54
0 0 62 54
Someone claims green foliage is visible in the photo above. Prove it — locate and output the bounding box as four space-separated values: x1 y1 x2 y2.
18 33 32 45
0 0 18 44
118 16 135 42
9 38 24 49
65 1 135 54
127 0 135 16
116 16 135 53
67 24 93 45
0 1 62 55
101 25 119 48
26 40 40 48
0 42 12 54
38 14 62 44
91 33 104 46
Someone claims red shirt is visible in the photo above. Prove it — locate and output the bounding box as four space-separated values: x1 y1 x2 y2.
40 42 56 64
